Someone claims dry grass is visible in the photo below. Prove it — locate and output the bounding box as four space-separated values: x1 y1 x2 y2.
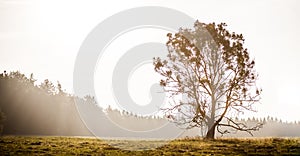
0 136 299 155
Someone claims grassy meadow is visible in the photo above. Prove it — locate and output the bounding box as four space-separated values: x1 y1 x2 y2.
0 136 300 155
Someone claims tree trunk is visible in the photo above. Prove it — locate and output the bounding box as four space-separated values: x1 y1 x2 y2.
205 123 216 139
206 91 216 139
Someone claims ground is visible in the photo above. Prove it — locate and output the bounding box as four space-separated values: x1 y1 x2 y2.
0 136 300 155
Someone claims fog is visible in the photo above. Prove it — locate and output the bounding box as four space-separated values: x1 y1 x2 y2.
1 71 300 139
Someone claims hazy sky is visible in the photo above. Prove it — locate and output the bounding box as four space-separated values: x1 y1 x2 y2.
0 0 299 122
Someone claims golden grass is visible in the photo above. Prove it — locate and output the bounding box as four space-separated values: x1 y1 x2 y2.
0 136 299 155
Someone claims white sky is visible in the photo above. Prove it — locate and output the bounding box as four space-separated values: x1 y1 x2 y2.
0 0 299 122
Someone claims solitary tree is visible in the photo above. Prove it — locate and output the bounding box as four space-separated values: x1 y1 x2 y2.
153 21 262 139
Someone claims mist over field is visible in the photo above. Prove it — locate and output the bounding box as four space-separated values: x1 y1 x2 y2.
0 71 299 139
1 0 300 155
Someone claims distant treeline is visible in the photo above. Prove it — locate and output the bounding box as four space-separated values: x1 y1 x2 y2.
0 71 91 135
99 107 300 138
0 71 299 137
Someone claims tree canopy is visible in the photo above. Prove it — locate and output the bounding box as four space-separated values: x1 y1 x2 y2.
153 21 262 139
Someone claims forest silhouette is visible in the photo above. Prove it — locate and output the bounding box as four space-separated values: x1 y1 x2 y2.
0 71 299 138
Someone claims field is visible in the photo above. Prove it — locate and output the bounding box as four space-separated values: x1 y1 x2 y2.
0 136 300 155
